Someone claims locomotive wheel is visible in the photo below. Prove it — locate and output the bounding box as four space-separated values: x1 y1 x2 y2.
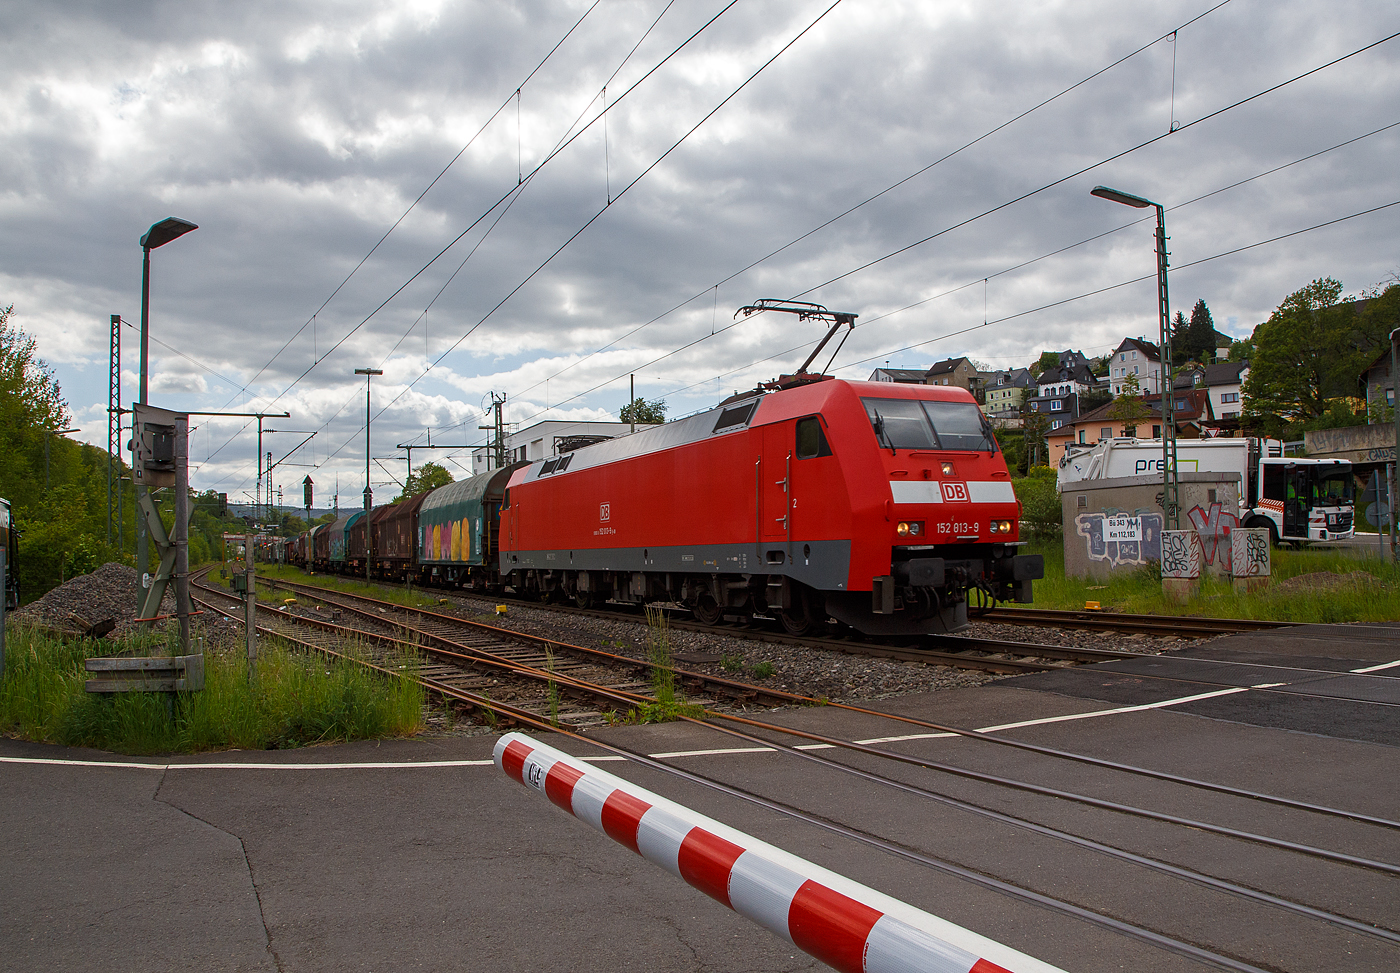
692 595 724 626
779 589 816 637
575 590 594 609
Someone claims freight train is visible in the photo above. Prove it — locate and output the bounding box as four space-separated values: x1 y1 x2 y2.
288 375 1041 636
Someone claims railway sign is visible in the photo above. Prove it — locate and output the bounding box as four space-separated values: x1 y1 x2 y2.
1104 515 1142 542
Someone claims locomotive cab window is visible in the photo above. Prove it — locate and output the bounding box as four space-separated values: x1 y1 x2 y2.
795 417 832 459
862 397 997 452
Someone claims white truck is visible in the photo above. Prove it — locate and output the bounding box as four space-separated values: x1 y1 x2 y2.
1058 437 1355 543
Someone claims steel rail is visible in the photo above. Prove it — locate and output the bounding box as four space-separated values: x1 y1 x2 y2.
682 713 1400 944
270 575 1138 672
257 572 1400 830
195 581 777 720
191 586 1296 973
689 712 1400 877
215 580 1400 877
1041 658 1400 708
974 606 1290 635
193 583 1395 961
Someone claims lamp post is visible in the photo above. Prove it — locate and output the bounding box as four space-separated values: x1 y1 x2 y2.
1091 186 1179 529
136 217 198 605
355 368 383 583
1391 327 1399 561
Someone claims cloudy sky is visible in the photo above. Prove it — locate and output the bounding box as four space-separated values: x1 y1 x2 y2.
3 0 1397 504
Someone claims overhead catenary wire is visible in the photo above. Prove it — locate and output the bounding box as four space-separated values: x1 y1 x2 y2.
506 0 1237 405
193 0 737 475
187 17 1398 488
224 0 605 406
481 118 1400 436
309 0 849 469
185 0 1243 473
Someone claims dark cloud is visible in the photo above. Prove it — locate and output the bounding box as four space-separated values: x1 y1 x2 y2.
2 0 1396 496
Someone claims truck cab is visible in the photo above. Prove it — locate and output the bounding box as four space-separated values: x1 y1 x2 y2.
1058 437 1355 544
1259 459 1354 542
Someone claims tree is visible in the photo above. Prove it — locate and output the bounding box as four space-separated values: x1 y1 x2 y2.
1186 299 1217 362
994 427 1026 475
1227 335 1255 361
0 305 135 597
0 304 69 430
1079 386 1112 412
1169 310 1190 361
394 461 453 502
620 397 667 424
1019 402 1049 467
1032 351 1060 376
1242 277 1386 433
1107 371 1151 436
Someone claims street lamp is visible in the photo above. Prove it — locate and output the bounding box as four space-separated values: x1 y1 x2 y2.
139 217 198 406
1091 185 1179 529
135 217 197 606
355 368 383 583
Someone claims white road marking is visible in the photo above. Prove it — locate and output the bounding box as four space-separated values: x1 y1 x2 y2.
0 686 1257 771
1352 659 1400 673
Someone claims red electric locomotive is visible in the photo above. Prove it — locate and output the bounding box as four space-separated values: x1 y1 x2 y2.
498 371 1041 637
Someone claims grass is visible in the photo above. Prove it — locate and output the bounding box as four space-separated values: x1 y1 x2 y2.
1023 536 1400 623
619 607 704 724
255 563 447 613
0 622 423 754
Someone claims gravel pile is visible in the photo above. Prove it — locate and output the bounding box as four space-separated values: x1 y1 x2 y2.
424 593 1201 704
14 562 175 635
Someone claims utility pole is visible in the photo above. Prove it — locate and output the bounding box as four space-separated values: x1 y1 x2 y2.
478 392 507 469
244 534 256 682
1391 327 1399 561
108 314 121 548
398 428 474 491
355 368 383 584
630 374 635 433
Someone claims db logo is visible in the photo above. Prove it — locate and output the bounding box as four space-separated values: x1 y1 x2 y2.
941 481 970 502
599 503 611 522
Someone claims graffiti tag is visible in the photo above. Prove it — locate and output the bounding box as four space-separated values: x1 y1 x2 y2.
1076 509 1164 566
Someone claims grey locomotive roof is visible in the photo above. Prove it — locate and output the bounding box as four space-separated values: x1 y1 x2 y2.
516 393 768 485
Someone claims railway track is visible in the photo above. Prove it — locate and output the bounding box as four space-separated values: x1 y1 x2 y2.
190 572 1400 971
971 605 1291 636
271 573 1152 674
193 574 798 727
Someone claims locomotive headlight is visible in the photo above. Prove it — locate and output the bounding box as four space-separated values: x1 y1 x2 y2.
989 519 1014 534
896 521 924 537
941 461 955 476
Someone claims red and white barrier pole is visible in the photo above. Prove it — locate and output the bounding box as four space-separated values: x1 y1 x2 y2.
495 733 1066 973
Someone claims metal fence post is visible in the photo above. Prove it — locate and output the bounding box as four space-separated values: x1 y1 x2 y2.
245 539 257 683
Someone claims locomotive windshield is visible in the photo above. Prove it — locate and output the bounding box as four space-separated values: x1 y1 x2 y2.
862 397 997 452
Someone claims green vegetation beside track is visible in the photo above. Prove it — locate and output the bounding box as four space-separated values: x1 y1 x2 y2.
1022 539 1400 624
0 622 423 754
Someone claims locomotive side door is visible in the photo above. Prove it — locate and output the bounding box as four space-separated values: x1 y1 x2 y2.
759 424 792 555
